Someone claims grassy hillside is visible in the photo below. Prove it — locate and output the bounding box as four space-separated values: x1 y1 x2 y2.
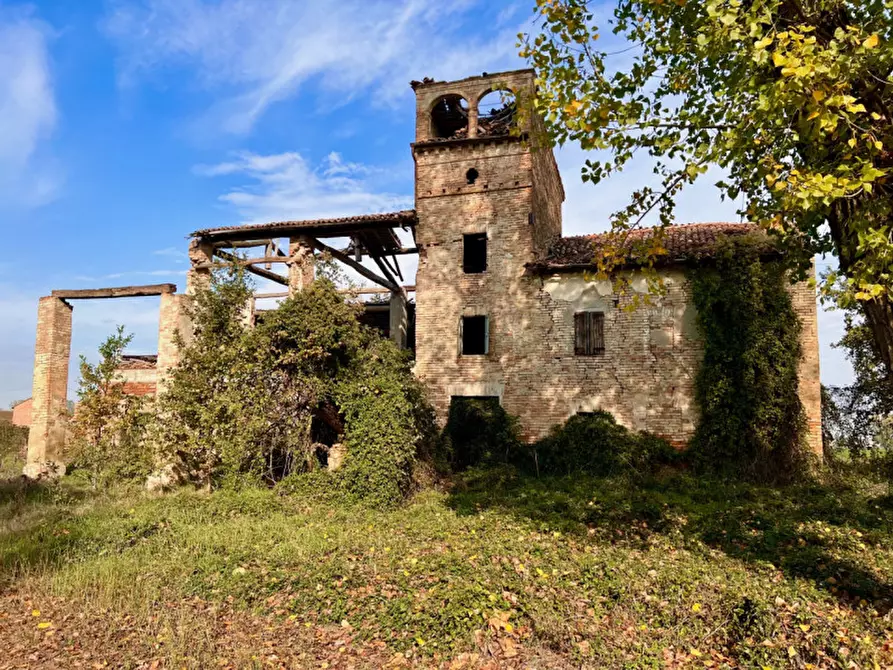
1 468 892 668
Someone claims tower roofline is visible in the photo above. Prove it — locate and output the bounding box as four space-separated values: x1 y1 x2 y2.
410 68 535 91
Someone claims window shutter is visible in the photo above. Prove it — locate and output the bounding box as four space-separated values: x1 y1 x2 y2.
574 312 605 356
592 312 605 354
484 317 490 355
574 312 586 355
458 317 464 355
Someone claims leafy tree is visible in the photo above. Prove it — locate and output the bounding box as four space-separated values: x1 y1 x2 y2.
69 326 150 488
522 0 893 374
824 309 893 458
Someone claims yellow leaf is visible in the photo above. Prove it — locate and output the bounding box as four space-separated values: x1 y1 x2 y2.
772 52 786 67
874 141 883 150
863 34 880 49
31 610 40 617
812 90 825 102
692 603 702 613
788 645 797 657
690 648 702 657
37 622 52 629
807 110 820 121
799 624 811 632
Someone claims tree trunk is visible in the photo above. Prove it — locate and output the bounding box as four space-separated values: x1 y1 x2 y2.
827 206 893 378
862 294 893 376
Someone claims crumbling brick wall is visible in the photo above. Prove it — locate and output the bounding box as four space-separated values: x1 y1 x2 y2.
412 69 823 456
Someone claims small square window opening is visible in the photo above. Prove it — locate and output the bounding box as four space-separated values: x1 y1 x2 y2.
460 315 489 355
463 233 487 273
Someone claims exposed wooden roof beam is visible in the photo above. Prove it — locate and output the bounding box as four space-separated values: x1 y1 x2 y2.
308 238 400 293
51 284 176 300
213 249 288 287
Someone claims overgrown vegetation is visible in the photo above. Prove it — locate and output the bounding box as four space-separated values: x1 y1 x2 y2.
1 467 891 667
521 411 680 477
152 267 437 506
0 423 27 476
689 236 808 480
445 400 678 479
68 326 151 488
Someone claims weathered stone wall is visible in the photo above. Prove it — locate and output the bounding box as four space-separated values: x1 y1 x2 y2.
412 71 823 456
25 297 72 471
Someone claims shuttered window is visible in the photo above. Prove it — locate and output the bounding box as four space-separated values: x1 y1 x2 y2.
574 311 605 356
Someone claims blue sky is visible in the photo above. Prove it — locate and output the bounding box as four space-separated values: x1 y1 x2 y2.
0 0 852 407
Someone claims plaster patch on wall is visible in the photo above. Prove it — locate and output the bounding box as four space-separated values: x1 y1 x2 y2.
543 274 613 308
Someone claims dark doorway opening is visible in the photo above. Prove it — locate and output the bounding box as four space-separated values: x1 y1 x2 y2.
446 396 515 470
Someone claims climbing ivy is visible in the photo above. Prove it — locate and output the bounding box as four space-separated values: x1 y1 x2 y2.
152 267 437 506
689 235 808 480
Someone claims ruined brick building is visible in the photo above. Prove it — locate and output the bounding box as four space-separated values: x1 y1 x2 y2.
23 69 822 476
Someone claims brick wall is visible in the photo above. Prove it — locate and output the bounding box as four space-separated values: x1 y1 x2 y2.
26 297 72 466
412 71 823 456
12 398 32 427
157 292 191 396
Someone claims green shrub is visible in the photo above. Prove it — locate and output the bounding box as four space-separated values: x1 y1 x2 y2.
0 422 28 475
153 266 438 506
520 411 679 477
688 235 808 480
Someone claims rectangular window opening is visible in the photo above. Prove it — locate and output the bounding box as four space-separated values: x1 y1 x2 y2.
460 315 489 356
574 311 605 356
463 233 487 274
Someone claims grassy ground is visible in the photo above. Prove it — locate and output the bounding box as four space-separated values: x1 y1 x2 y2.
1 464 892 669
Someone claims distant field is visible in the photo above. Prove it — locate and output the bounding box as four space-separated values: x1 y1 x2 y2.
1 466 892 668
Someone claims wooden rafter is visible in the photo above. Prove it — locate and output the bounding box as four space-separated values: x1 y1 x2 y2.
213 249 288 286
308 238 400 293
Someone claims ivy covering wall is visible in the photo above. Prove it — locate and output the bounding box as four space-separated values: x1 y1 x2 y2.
689 236 808 480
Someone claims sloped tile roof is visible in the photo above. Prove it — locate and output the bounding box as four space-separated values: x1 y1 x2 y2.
532 222 766 270
191 211 418 239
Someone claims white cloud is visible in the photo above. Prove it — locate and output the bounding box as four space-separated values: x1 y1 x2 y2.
0 7 60 208
102 0 523 133
196 150 411 224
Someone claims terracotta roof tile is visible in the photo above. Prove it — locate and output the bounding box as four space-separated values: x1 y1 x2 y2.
191 211 418 239
533 222 766 270
117 355 158 371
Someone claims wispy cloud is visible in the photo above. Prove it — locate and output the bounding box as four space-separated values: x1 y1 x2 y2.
0 6 60 209
102 0 523 134
195 150 411 224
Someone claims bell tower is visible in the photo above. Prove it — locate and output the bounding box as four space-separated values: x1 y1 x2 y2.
410 69 565 423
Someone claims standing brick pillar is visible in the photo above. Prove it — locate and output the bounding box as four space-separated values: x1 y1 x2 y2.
156 291 191 396
24 297 73 478
389 291 408 349
288 236 315 294
789 269 823 459
187 238 214 295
